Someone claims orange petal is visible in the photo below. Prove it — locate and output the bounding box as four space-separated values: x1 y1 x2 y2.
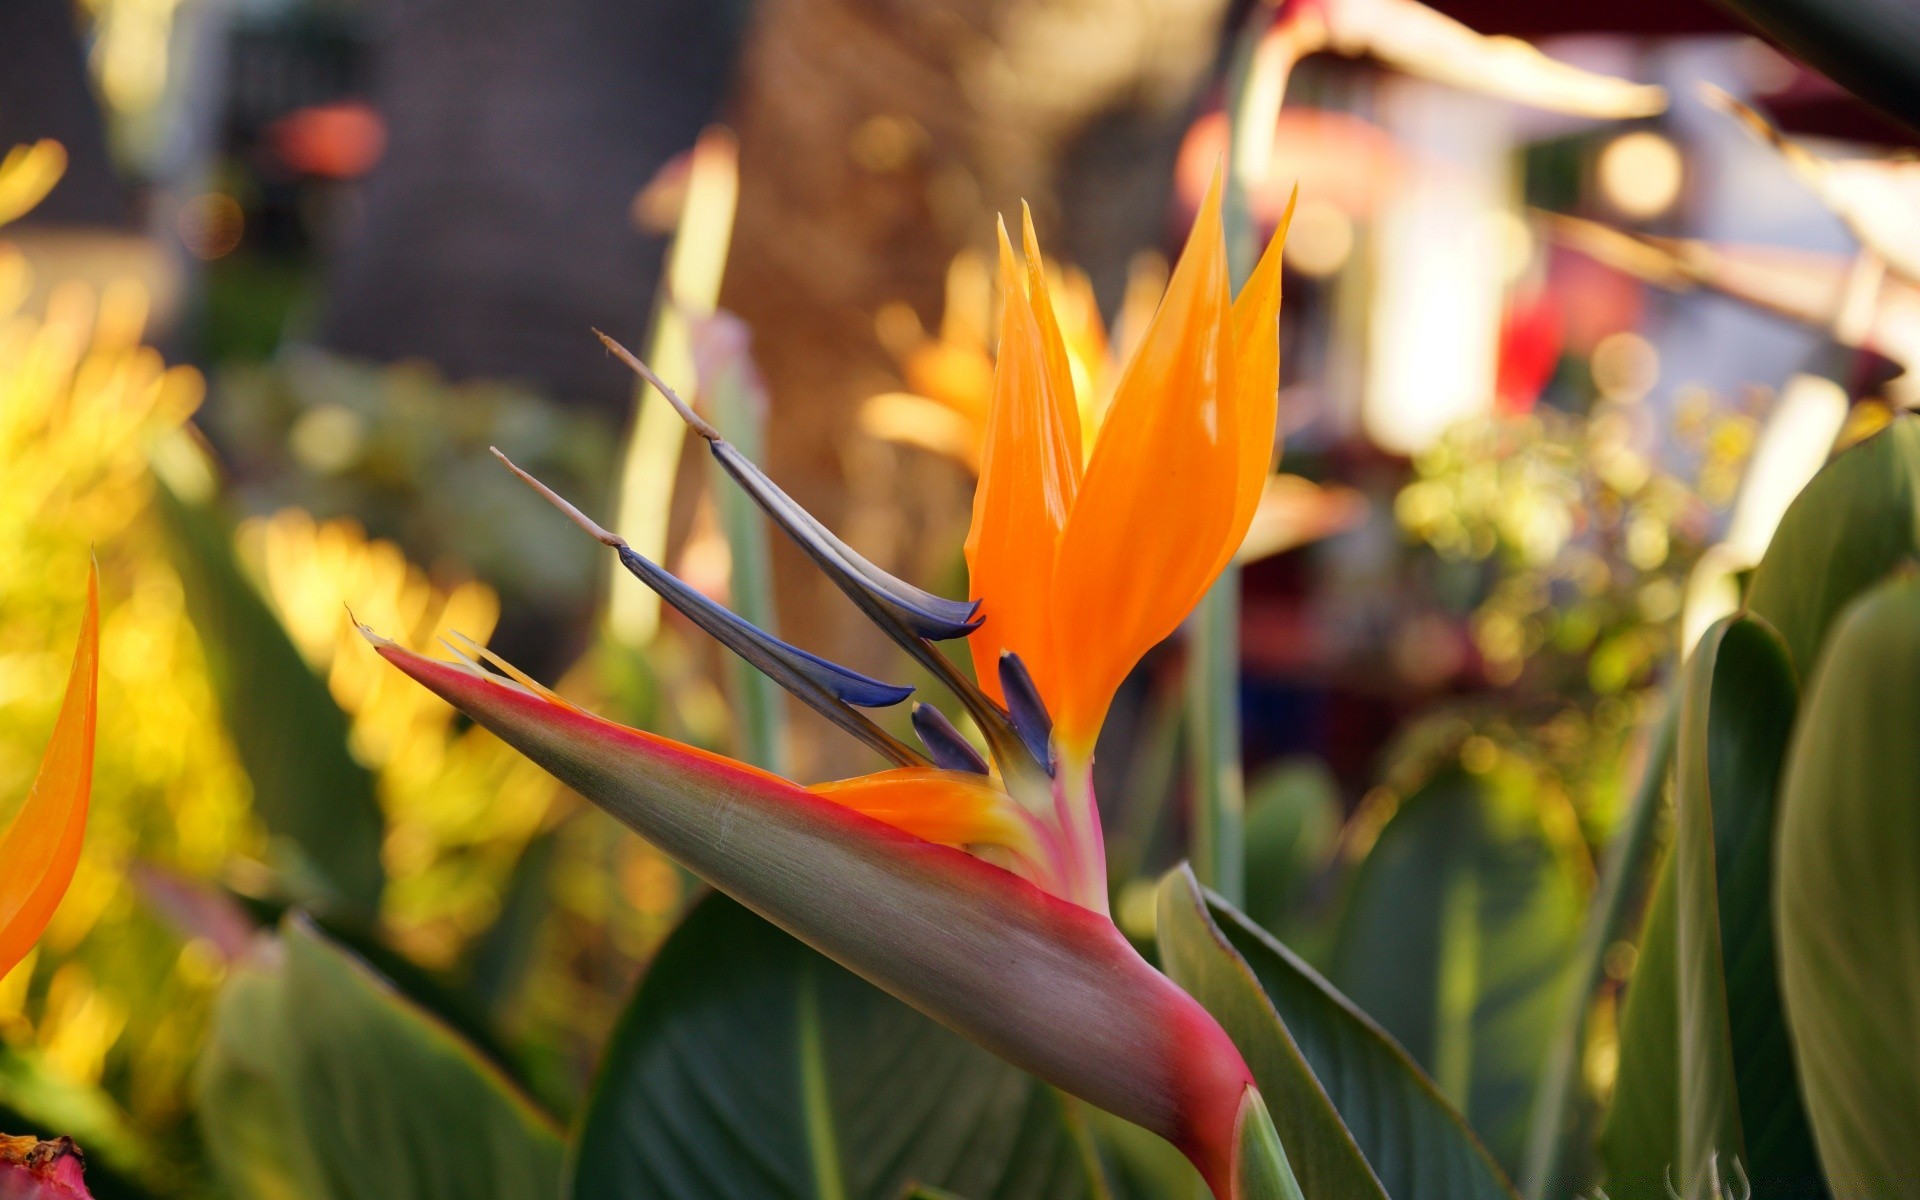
1020 204 1085 470
1048 172 1238 752
809 767 1037 856
1213 186 1297 578
964 221 1082 703
0 565 99 981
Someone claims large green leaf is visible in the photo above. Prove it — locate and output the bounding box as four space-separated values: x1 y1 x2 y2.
1601 617 1820 1199
284 917 565 1200
154 480 385 918
1520 701 1678 1200
194 962 327 1200
1157 867 1517 1200
1599 850 1681 1198
1746 416 1920 681
1776 571 1920 1197
194 917 564 1200
569 892 1101 1200
1326 769 1584 1171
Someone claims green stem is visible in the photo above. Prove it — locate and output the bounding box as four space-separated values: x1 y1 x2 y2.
1519 697 1680 1199
1187 576 1246 905
706 351 789 775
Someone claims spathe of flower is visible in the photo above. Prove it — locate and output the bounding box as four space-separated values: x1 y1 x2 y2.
0 564 98 983
374 180 1290 1196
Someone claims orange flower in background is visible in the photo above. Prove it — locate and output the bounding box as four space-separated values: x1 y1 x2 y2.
0 565 99 983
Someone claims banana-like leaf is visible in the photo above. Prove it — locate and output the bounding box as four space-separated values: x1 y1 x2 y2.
154 479 385 919
1776 572 1920 1196
1600 853 1682 1198
1326 769 1584 1173
1602 618 1821 1199
194 917 563 1200
194 961 329 1200
1746 417 1920 681
1671 618 1815 1198
570 892 1101 1200
376 644 1253 1193
1157 867 1518 1200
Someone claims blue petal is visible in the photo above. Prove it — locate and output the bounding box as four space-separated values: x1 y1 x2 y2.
997 652 1054 776
910 703 991 775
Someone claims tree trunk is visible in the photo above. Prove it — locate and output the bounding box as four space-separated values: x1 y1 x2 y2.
721 0 1231 773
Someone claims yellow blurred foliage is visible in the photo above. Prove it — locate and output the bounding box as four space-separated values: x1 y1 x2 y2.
236 509 561 966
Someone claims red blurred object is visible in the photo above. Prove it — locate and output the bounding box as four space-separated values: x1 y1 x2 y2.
1495 283 1565 414
1548 243 1644 355
267 102 385 179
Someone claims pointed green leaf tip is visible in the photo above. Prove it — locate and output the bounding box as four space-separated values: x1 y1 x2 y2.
1233 1090 1307 1200
374 641 1256 1196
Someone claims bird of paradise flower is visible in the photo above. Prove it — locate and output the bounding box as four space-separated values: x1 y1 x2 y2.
372 177 1297 1195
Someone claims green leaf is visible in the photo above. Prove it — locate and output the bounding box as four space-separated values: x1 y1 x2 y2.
1602 616 1821 1199
1233 1092 1307 1200
194 962 327 1200
569 892 1102 1200
1776 570 1920 1197
1520 700 1678 1200
1157 866 1518 1200
287 916 564 1200
153 479 385 919
195 917 565 1200
1157 867 1386 1200
1746 416 1920 681
1241 759 1341 942
1327 769 1584 1172
1600 852 1681 1198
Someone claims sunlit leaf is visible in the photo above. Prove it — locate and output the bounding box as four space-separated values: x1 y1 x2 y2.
1603 617 1818 1199
154 480 386 919
1746 416 1920 680
1776 572 1920 1197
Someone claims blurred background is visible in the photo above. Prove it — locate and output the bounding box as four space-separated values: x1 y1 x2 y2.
2 0 1916 1192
